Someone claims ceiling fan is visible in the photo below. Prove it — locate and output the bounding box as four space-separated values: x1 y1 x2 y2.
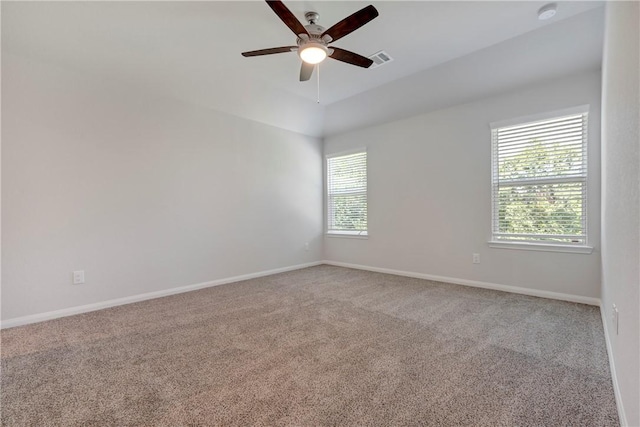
241 1 379 82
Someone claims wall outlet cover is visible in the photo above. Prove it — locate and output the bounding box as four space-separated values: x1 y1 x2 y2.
73 270 85 285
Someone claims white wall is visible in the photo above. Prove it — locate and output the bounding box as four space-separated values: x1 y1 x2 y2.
1 52 323 321
324 70 602 299
600 2 640 425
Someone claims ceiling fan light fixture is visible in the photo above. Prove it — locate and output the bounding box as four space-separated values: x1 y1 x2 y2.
299 43 328 64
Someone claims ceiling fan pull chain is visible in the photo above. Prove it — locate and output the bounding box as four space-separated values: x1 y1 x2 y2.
317 63 320 104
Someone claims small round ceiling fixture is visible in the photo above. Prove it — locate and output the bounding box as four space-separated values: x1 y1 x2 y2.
538 3 557 20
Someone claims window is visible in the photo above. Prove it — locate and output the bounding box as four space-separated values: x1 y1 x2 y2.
326 150 367 236
491 107 589 246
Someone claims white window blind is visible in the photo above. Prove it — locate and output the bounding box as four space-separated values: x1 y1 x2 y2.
491 110 588 245
327 151 367 235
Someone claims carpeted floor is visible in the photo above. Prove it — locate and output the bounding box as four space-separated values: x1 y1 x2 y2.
1 265 618 426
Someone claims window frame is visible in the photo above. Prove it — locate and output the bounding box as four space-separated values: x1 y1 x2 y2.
325 148 368 238
488 105 593 254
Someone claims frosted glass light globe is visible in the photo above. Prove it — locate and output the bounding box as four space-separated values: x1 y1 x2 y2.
300 45 327 64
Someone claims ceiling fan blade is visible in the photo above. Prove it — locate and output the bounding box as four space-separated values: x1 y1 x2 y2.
300 62 314 81
329 47 374 68
266 0 309 37
321 5 378 43
242 46 297 57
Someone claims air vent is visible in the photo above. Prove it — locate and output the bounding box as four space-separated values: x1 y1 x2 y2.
368 50 394 68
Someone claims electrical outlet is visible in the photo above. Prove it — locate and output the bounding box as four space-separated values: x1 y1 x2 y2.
612 304 619 335
73 270 85 285
472 253 480 264
304 242 310 251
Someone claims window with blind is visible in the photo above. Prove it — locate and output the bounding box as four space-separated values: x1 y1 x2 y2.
491 108 588 245
326 151 367 236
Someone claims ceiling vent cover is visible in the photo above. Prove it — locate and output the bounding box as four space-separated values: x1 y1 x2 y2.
368 50 393 68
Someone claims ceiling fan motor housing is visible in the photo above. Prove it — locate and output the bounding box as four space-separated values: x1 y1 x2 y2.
304 23 324 36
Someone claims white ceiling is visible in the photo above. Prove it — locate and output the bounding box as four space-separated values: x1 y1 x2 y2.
2 1 605 136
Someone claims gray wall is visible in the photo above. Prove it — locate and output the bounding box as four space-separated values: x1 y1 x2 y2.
1 52 323 321
600 2 640 425
324 70 602 299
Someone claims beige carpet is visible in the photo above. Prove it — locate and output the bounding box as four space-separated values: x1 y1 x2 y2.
1 265 618 426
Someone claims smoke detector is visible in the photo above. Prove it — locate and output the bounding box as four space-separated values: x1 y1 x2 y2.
538 3 557 20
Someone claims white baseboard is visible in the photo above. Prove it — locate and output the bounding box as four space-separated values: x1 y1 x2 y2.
0 261 323 329
600 304 628 426
322 260 601 306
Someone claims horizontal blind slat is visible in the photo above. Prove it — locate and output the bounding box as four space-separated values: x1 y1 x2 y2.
496 119 584 138
497 129 584 144
497 114 584 133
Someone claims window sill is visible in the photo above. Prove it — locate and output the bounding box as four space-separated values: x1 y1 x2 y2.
488 241 593 254
326 231 369 239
